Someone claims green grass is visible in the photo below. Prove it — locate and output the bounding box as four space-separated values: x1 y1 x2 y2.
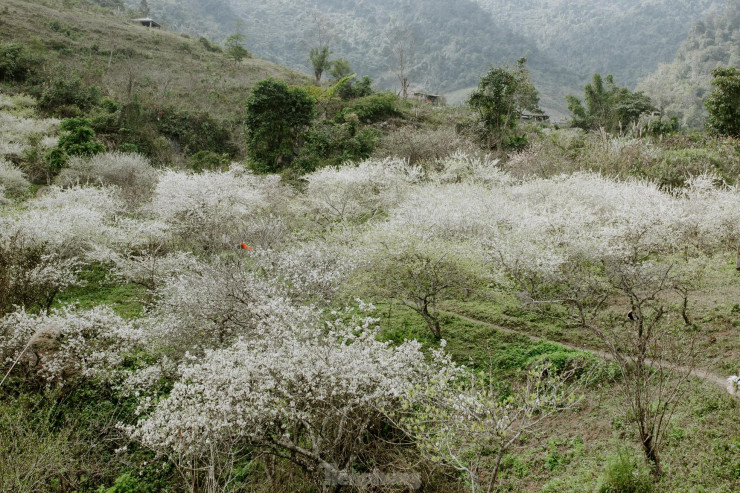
441 294 604 349
378 302 584 377
53 264 146 319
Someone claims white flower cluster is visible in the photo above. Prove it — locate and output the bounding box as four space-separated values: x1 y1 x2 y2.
300 158 422 226
127 308 458 477
0 111 58 160
3 185 128 257
0 158 30 201
55 152 160 207
251 238 359 303
148 166 289 249
0 305 145 386
151 259 318 351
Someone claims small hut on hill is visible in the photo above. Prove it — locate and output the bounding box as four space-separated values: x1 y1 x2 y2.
132 17 161 28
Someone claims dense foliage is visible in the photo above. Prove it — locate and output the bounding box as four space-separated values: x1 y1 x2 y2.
245 78 315 173
475 0 723 88
567 74 656 133
135 0 583 115
468 59 541 149
705 66 740 137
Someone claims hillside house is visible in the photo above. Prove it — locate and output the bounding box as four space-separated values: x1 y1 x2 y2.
132 17 161 28
521 113 550 122
413 92 444 105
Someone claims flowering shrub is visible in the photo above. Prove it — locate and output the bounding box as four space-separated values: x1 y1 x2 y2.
352 224 487 338
300 158 422 226
127 307 458 489
0 111 58 161
432 151 509 185
148 166 286 251
151 258 317 351
0 158 30 199
5 185 128 257
0 305 144 386
251 237 359 303
0 229 78 316
55 152 159 207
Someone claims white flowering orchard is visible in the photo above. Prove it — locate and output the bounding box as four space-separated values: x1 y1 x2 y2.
1 147 739 491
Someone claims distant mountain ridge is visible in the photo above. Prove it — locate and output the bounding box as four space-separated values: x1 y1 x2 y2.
637 1 740 128
134 0 585 116
132 0 724 118
474 0 725 89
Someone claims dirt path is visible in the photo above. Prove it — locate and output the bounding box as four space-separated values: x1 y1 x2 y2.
439 310 736 397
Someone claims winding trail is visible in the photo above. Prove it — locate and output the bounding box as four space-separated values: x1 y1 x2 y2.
438 309 736 398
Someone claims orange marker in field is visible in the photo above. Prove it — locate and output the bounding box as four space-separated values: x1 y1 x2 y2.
239 243 253 251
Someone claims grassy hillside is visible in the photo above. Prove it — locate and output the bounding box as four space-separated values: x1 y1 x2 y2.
0 0 310 121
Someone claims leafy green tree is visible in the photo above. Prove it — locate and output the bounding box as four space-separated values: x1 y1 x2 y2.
328 58 352 80
468 58 541 150
309 46 332 84
567 74 656 133
0 42 41 82
224 33 249 64
245 78 315 173
705 66 740 137
45 118 105 175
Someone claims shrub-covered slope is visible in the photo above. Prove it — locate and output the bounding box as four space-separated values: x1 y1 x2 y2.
0 0 309 120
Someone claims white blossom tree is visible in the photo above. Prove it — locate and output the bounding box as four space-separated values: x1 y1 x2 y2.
126 307 458 491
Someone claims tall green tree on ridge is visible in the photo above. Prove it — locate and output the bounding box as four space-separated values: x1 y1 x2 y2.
468 58 541 150
245 78 315 173
567 74 655 133
705 66 740 138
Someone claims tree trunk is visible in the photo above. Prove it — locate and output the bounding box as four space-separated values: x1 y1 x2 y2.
420 302 441 339
641 434 663 477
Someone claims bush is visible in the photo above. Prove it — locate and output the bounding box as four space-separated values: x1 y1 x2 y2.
46 118 105 174
38 75 100 116
294 121 379 172
55 152 158 205
337 92 401 123
188 150 230 173
336 75 374 100
0 42 42 82
198 36 223 53
596 449 654 493
373 125 477 165
0 159 31 199
154 107 237 157
0 231 78 317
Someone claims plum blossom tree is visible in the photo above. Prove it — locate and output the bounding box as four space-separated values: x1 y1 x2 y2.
126 307 459 491
353 225 485 339
0 305 144 388
148 166 291 252
398 362 584 493
151 258 317 352
299 158 422 228
476 173 734 475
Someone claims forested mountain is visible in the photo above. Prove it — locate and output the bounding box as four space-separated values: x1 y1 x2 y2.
475 0 724 89
132 0 585 116
131 0 723 117
638 1 740 128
